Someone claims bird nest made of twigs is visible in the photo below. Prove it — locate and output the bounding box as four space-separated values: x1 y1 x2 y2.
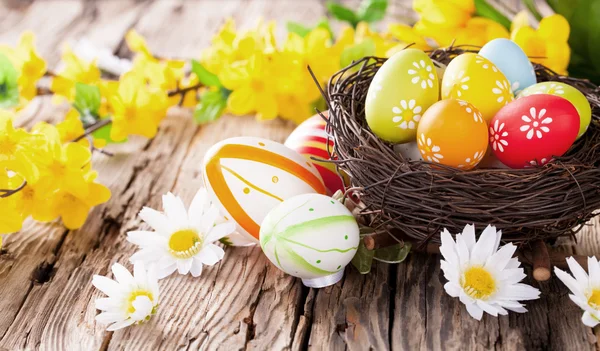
323 46 600 248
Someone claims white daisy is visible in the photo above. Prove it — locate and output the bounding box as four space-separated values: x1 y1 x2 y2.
440 224 541 320
555 257 600 327
92 262 159 331
127 188 236 279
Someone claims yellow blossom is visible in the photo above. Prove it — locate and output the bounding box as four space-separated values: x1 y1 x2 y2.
5 172 56 222
355 22 400 57
110 73 168 141
221 54 278 120
0 114 46 183
413 0 474 29
49 170 110 229
0 172 24 235
32 123 92 199
387 23 432 51
0 31 46 101
51 45 101 101
511 14 571 75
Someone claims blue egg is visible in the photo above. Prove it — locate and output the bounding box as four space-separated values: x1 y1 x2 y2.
479 38 536 94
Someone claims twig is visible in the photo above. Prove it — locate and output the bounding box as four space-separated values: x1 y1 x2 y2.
73 119 112 142
0 180 27 198
167 82 202 97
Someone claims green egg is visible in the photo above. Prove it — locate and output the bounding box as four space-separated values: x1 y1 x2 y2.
365 49 440 143
519 82 591 139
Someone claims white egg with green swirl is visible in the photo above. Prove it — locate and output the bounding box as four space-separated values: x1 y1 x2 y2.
259 193 359 288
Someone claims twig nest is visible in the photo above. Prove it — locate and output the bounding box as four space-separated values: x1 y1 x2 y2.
325 47 600 245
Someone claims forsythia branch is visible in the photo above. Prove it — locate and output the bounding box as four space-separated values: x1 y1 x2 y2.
0 180 27 198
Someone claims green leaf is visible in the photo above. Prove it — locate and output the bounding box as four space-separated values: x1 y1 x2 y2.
91 120 127 144
358 0 388 23
316 18 335 40
547 0 600 84
474 0 511 30
191 59 221 88
351 239 374 274
340 38 376 67
326 1 359 27
0 53 20 109
286 21 312 38
373 242 412 264
521 0 542 21
73 82 101 124
194 89 227 124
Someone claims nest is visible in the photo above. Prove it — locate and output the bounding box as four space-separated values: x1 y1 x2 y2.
323 46 600 246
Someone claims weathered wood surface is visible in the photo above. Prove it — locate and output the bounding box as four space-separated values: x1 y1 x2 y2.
0 0 599 350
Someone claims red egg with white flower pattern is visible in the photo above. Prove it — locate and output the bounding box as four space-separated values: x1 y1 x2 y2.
489 94 579 168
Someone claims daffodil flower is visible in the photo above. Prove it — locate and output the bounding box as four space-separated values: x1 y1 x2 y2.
511 14 571 75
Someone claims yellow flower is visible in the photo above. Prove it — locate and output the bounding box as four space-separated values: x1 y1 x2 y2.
387 23 432 51
276 94 315 125
32 123 92 199
511 14 571 75
51 45 101 101
201 18 276 77
0 31 46 101
221 55 278 120
49 170 111 229
355 22 400 57
0 172 24 235
0 114 46 183
57 109 85 143
126 29 153 59
5 172 57 222
110 73 168 141
413 0 474 29
281 28 338 86
415 16 509 48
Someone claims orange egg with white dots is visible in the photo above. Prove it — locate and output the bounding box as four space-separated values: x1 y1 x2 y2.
416 99 489 170
202 136 326 245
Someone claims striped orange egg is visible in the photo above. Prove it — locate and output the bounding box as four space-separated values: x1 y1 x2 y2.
285 112 347 195
203 136 326 244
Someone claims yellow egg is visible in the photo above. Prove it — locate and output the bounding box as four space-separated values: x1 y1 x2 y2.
442 53 514 122
365 49 439 143
416 99 489 170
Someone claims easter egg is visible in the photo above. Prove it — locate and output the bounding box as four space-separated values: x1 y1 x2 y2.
489 94 580 168
479 38 537 93
203 137 326 245
284 111 347 195
416 99 488 170
519 82 591 138
365 48 439 143
260 193 359 288
393 141 423 162
442 53 514 122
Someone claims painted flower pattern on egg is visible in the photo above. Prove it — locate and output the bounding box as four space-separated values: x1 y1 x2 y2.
488 94 579 168
418 133 444 163
408 59 436 89
392 99 423 130
519 107 552 140
442 53 514 122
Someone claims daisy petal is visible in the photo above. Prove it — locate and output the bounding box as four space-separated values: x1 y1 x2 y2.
162 192 189 226
127 231 156 247
130 296 153 321
139 207 172 234
96 312 124 324
190 259 204 277
205 222 236 243
107 319 136 331
566 257 589 287
444 282 461 297
188 188 208 225
92 275 122 297
177 258 193 275
199 206 220 235
582 312 600 327
197 246 221 266
465 302 484 320
111 263 134 286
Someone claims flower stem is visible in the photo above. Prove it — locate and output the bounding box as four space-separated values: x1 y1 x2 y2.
167 82 202 97
73 119 112 142
0 180 27 198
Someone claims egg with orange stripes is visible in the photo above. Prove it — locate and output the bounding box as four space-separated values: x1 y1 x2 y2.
203 136 327 245
284 112 347 195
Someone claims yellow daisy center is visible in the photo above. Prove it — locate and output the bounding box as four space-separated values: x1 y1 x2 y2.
588 289 600 309
127 290 154 317
168 229 203 259
461 266 496 300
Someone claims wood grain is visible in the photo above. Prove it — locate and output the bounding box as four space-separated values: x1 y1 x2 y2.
1 0 600 350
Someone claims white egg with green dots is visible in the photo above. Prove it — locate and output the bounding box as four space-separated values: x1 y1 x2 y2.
259 193 360 288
